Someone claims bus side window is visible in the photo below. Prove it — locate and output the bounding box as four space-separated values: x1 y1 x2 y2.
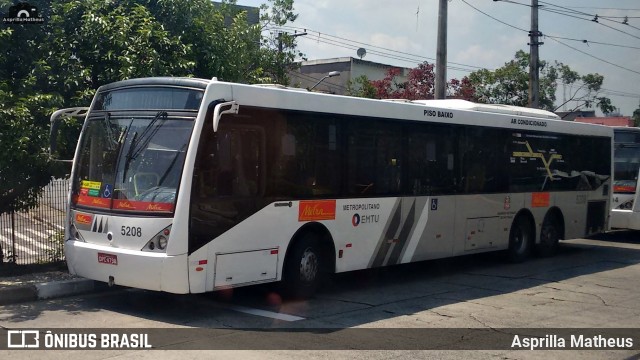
347 120 401 196
195 126 264 199
406 124 458 196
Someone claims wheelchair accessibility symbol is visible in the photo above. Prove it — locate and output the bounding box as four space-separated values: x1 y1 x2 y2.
103 184 112 198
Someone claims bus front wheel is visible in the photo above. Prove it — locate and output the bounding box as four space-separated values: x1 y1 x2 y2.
507 216 533 263
283 232 323 299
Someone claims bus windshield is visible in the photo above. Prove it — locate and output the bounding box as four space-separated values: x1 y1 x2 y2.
614 130 640 194
72 112 195 214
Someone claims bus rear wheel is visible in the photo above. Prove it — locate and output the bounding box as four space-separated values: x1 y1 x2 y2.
507 216 533 263
283 233 323 299
536 215 561 257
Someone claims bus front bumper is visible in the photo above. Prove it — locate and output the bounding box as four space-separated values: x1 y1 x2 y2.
610 209 640 231
65 240 189 294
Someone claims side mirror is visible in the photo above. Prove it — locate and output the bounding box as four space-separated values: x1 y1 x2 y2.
211 101 239 132
49 107 89 161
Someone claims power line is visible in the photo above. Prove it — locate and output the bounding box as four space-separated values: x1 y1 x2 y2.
278 11 640 105
276 25 487 71
544 35 640 50
538 2 640 36
271 26 484 73
471 1 640 104
548 37 640 77
461 0 529 32
479 2 640 76
474 2 640 50
540 8 640 39
553 6 640 13
600 89 640 99
538 2 640 19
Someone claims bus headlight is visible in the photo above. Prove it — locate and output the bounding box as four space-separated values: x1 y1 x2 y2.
158 235 168 250
617 200 634 210
142 225 171 253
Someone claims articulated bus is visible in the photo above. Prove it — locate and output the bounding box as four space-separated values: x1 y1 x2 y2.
610 127 640 230
50 77 612 297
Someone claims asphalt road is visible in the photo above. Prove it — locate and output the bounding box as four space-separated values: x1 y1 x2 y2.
1 230 640 359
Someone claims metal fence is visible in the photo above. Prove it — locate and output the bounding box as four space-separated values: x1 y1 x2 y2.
0 178 69 265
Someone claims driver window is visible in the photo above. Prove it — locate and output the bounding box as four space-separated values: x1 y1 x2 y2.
196 125 264 198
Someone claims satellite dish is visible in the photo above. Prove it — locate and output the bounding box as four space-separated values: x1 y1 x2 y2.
357 48 366 59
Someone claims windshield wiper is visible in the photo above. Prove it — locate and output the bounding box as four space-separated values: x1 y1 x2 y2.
158 143 187 186
128 111 167 161
122 111 167 182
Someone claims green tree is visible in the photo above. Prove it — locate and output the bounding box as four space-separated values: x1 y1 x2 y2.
346 75 377 98
633 101 640 127
257 0 303 84
143 0 300 84
0 0 63 212
467 50 614 114
0 0 300 214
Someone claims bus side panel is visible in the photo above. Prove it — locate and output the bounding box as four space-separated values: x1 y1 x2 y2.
451 194 518 256
333 198 402 272
551 192 588 239
190 197 417 292
400 196 456 263
187 199 330 292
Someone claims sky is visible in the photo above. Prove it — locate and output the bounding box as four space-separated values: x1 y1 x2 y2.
239 0 640 116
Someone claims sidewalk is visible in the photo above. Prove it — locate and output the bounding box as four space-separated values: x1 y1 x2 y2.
0 265 103 305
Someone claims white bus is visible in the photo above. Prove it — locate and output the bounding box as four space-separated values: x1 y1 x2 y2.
610 127 640 230
51 77 613 297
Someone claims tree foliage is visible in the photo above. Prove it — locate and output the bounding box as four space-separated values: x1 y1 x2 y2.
257 0 304 84
633 102 640 127
0 0 299 214
467 50 615 114
345 75 377 98
348 61 475 100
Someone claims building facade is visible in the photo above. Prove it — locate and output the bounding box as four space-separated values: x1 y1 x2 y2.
288 57 410 95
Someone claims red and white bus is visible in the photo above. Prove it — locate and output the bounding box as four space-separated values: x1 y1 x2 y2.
51 77 613 297
610 127 640 230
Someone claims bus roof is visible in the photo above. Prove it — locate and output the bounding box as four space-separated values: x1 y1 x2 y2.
612 126 640 132
93 77 610 138
97 77 210 92
410 99 560 120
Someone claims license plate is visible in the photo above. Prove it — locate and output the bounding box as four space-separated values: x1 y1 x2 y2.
98 252 118 265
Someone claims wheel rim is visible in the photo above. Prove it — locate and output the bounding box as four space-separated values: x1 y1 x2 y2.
513 224 528 253
541 223 558 246
299 247 319 283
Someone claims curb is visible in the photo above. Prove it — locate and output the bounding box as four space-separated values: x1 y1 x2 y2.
0 279 103 305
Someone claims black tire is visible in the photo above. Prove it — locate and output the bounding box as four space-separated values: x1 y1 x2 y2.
507 216 533 263
536 214 561 257
282 233 323 299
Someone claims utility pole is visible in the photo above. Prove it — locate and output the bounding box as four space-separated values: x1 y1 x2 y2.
435 0 447 99
528 0 542 108
277 30 307 85
277 30 307 53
